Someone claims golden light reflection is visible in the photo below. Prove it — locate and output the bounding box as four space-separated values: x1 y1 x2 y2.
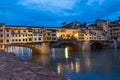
85 58 91 70
75 59 80 73
70 62 74 71
57 63 61 74
65 48 69 59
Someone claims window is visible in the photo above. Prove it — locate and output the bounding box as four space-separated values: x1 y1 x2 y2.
18 30 20 33
6 29 9 32
6 34 9 37
52 34 56 36
0 40 3 43
0 34 3 37
34 38 36 41
19 35 21 37
47 33 51 36
12 30 14 33
23 39 24 41
29 38 32 41
52 38 56 40
12 39 14 42
0 29 3 32
6 40 9 43
16 39 18 41
23 30 26 32
19 39 21 41
39 38 41 40
39 34 42 36
12 35 14 37
47 37 51 40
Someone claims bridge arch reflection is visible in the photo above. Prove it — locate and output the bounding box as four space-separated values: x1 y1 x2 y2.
5 46 32 59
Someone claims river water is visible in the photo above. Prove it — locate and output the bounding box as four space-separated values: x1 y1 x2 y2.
5 46 120 80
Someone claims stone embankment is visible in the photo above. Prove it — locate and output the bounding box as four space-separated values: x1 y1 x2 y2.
0 50 67 80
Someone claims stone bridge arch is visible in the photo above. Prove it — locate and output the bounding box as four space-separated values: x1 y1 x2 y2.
1 42 50 54
90 41 108 49
55 39 82 50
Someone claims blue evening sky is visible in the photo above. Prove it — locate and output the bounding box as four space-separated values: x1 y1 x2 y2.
0 0 120 27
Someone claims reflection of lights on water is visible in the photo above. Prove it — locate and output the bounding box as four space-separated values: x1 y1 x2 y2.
51 48 55 58
75 59 80 73
70 62 74 71
57 63 61 74
4 46 32 59
85 58 91 69
65 48 68 59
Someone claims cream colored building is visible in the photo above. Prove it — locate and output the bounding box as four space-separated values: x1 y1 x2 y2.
95 20 110 32
0 24 57 47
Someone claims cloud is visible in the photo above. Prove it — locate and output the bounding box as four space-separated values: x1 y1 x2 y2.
0 0 120 26
17 0 80 15
86 0 106 5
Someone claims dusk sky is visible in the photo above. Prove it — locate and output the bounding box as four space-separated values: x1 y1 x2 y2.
0 0 120 27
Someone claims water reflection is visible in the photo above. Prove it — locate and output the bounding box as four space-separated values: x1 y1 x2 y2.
4 46 120 80
65 48 69 59
57 63 61 74
4 46 32 60
75 59 80 73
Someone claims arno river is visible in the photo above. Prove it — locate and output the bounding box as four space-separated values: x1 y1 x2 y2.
5 46 120 80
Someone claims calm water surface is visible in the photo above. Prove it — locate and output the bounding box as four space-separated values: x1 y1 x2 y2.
5 46 120 80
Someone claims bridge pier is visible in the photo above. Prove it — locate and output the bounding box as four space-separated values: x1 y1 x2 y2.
82 41 90 51
40 42 50 55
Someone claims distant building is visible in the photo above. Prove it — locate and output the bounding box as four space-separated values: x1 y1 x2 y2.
108 17 120 39
95 19 110 32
